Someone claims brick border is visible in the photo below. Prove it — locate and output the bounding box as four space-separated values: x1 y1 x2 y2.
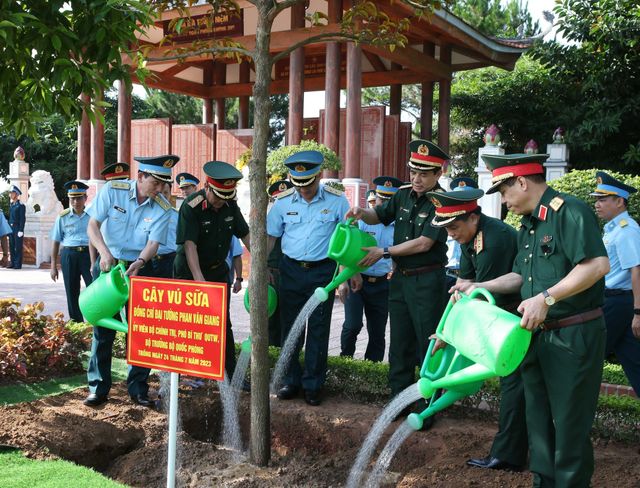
600 382 638 398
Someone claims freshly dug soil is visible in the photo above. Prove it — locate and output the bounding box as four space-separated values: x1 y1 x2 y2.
1 380 639 487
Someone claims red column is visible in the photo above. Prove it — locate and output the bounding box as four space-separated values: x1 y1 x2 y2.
323 0 342 178
90 91 105 180
214 61 226 130
77 93 91 180
421 42 435 140
239 61 250 129
389 62 402 116
287 2 305 146
345 42 361 178
438 45 452 153
117 80 132 164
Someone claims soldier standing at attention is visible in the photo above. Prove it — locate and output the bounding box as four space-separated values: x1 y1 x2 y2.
151 181 178 278
176 172 200 198
266 180 294 347
8 186 26 269
50 181 93 322
591 171 640 396
452 153 609 487
346 140 448 425
338 176 401 362
427 187 527 471
84 155 178 408
267 150 351 406
173 161 250 379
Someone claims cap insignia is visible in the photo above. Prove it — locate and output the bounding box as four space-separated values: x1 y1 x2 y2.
417 144 429 155
163 159 174 168
430 197 442 208
179 176 185 183
278 183 287 192
384 180 392 187
458 181 466 187
597 176 603 185
295 164 306 173
115 165 123 173
224 180 235 186
71 184 78 190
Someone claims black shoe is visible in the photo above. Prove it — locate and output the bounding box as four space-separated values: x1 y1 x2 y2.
84 393 108 407
130 394 156 408
466 455 523 471
277 384 299 400
304 389 321 406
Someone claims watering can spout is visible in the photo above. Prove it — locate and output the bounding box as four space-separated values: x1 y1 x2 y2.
79 262 130 333
314 267 359 302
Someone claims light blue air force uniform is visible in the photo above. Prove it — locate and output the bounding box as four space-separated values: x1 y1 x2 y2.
86 179 171 399
267 184 351 261
157 208 178 255
267 184 350 391
51 210 91 247
86 180 170 261
359 221 394 277
0 212 11 237
226 235 244 283
602 210 640 395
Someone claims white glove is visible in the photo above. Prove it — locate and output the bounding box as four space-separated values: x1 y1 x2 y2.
17 232 23 237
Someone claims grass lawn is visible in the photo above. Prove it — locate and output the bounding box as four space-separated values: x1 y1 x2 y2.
0 356 128 406
0 449 127 488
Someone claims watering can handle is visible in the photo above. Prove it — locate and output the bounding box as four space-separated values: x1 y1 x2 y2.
468 288 496 306
345 217 355 226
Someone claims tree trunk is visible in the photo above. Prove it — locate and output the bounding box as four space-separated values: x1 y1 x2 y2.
248 0 274 466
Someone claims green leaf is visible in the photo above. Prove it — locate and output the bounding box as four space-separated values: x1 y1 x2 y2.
52 34 61 52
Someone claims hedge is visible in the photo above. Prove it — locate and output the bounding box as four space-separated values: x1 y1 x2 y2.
266 140 342 183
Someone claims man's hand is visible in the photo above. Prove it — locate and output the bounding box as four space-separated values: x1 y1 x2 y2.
50 267 58 282
99 251 116 273
518 293 549 331
349 273 363 292
632 315 640 339
450 281 478 295
338 282 349 304
126 258 146 277
17 231 23 238
358 246 383 268
428 334 448 355
345 207 364 221
232 279 242 294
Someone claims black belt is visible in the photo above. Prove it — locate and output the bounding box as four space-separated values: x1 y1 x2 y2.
286 256 333 269
399 263 444 277
362 274 387 284
153 252 176 261
65 246 88 252
604 289 633 297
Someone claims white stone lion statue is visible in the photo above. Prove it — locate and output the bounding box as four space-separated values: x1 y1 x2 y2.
26 170 63 218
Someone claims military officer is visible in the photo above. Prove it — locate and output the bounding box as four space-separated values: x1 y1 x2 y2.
100 162 130 181
0 212 11 267
339 176 401 362
8 186 26 269
50 181 93 322
151 181 178 278
445 177 478 291
346 140 449 423
591 171 640 396
266 180 294 347
267 150 351 406
173 161 251 380
84 154 179 408
176 172 200 198
427 188 527 471
452 153 609 487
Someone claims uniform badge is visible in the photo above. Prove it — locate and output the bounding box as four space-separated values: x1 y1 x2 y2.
540 235 553 254
537 204 548 221
549 196 564 211
430 198 442 208
474 231 484 254
286 211 298 216
188 195 204 208
144 217 153 222
114 206 126 213
321 209 330 214
418 212 428 218
619 219 628 228
224 216 234 222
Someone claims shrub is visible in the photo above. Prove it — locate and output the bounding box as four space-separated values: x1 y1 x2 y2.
66 321 127 359
266 140 342 183
505 168 640 228
0 299 89 383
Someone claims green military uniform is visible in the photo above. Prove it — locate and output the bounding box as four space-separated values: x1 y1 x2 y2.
429 189 527 467
375 140 448 396
173 161 249 378
485 154 607 487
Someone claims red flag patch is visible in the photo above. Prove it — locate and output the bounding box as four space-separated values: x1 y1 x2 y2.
537 205 548 221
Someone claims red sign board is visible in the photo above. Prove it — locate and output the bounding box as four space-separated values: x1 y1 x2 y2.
161 12 243 43
127 277 227 381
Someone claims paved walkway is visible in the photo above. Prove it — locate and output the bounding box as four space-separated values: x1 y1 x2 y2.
0 266 390 361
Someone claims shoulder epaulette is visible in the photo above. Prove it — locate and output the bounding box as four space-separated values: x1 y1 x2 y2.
111 181 130 190
549 196 564 211
324 185 344 196
59 208 71 217
399 184 412 190
434 188 445 193
154 194 171 211
474 230 484 254
619 219 628 228
276 187 295 199
188 195 204 208
172 207 179 213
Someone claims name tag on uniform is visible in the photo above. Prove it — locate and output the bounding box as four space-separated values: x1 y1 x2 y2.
400 207 409 213
144 217 153 223
224 216 234 222
114 206 126 213
286 212 298 216
418 212 428 218
321 209 330 214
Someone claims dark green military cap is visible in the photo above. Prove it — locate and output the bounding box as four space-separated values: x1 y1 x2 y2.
426 188 484 227
268 179 294 197
101 162 130 181
203 160 243 200
481 153 549 194
408 139 450 171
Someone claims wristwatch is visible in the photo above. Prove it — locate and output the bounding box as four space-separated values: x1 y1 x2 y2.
542 289 556 306
382 247 391 260
634 308 640 316
235 277 243 282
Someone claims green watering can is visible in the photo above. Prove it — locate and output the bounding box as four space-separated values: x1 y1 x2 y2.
406 289 531 431
243 284 278 318
79 262 130 333
313 218 377 302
